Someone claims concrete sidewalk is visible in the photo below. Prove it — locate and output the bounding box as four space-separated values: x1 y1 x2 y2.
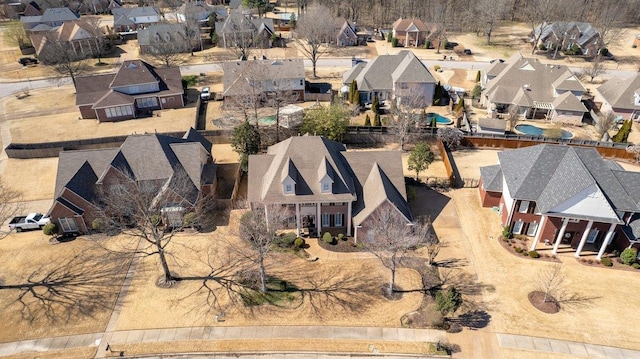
497 333 640 359
0 326 446 357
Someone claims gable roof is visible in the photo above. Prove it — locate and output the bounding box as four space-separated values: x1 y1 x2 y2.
138 23 186 46
484 53 585 111
344 50 435 91
535 22 600 48
392 18 429 32
112 6 160 26
596 74 640 111
486 144 640 222
222 58 304 97
52 130 213 215
552 91 587 112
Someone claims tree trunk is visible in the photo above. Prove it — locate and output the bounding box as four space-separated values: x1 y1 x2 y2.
258 254 267 293
312 59 317 78
157 246 173 284
389 264 396 293
275 101 281 142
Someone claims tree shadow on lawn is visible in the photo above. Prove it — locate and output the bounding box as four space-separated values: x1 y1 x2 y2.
449 310 492 330
0 250 129 323
409 185 451 221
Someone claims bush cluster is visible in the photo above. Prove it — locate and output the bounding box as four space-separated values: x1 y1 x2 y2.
528 250 539 258
323 232 333 244
621 248 638 265
294 237 305 248
600 257 613 267
633 263 640 269
514 247 523 253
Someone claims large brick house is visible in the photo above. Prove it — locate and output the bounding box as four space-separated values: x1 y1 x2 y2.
479 144 640 260
248 135 412 241
342 50 435 107
75 60 184 122
48 129 216 234
594 73 640 121
482 53 587 125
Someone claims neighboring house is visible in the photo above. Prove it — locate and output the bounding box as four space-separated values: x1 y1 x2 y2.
22 1 42 17
482 53 587 125
335 18 357 46
248 135 412 240
533 22 602 56
479 144 640 260
216 11 274 49
69 0 113 15
222 58 305 105
20 7 80 32
29 20 102 58
112 6 161 33
48 129 216 234
342 50 436 107
476 118 506 135
75 59 184 122
391 18 443 48
594 74 640 121
177 1 214 22
138 23 190 54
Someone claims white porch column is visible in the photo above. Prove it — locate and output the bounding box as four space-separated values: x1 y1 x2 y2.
529 215 548 251
316 203 321 237
552 217 570 255
596 223 617 260
346 202 352 236
295 203 301 237
264 205 269 232
574 220 594 258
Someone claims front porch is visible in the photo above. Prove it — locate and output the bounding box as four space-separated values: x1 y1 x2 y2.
276 202 352 239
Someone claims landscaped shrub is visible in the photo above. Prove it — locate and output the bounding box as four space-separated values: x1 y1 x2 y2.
150 214 162 226
502 226 512 239
633 263 640 269
475 70 481 83
612 120 632 143
43 222 58 236
600 48 609 56
472 84 481 99
406 186 416 202
92 218 104 232
528 250 540 258
277 232 298 247
183 212 197 227
364 114 371 126
387 31 392 42
424 40 432 49
621 248 638 265
337 233 345 241
601 257 613 267
391 37 398 47
434 64 441 72
294 237 305 248
538 44 547 50
514 246 523 253
323 232 333 244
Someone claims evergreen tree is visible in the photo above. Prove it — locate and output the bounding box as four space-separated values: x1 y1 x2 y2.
374 113 381 126
387 31 392 42
475 70 481 83
372 96 380 114
231 121 261 172
364 114 372 126
613 120 632 143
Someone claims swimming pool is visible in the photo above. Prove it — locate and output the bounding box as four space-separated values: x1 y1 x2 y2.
515 124 573 139
259 115 276 125
427 113 453 125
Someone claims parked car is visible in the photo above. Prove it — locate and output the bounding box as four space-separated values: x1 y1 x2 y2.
18 57 38 66
9 213 50 232
200 87 211 101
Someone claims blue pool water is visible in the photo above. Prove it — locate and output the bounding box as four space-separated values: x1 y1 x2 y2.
259 115 276 125
427 113 453 125
515 124 573 139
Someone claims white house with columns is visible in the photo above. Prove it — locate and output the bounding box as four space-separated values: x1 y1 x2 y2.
247 135 412 240
479 144 640 259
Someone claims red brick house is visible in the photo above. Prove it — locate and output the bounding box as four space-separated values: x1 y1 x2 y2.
248 135 412 240
391 18 443 48
479 144 640 260
48 129 216 234
75 60 184 122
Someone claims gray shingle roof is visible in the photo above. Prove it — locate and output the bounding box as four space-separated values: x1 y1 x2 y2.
138 23 186 46
40 7 79 22
483 53 585 112
479 165 502 192
344 50 434 91
552 91 587 112
488 144 640 223
222 59 304 97
535 22 600 48
247 136 411 225
596 74 640 111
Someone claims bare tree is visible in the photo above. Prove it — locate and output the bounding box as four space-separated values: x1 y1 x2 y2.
626 144 640 163
592 0 631 54
237 204 291 293
295 4 337 78
0 183 23 239
224 60 267 123
579 55 607 83
595 110 616 140
83 17 108 64
38 37 89 89
96 169 216 287
437 127 464 149
537 264 564 303
146 37 188 67
365 204 432 295
265 80 296 143
4 21 30 49
524 0 559 54
506 104 520 131
474 0 506 45
388 92 429 151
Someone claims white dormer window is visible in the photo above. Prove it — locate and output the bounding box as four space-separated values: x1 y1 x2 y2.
322 182 330 193
284 184 293 194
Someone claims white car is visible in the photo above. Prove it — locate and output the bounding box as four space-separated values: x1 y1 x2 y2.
200 87 211 101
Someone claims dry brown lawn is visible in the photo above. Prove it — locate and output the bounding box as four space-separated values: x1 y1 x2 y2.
0 157 58 201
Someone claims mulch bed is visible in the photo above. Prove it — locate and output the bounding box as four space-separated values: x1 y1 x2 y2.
528 291 560 314
316 236 364 253
576 257 640 272
496 236 560 263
